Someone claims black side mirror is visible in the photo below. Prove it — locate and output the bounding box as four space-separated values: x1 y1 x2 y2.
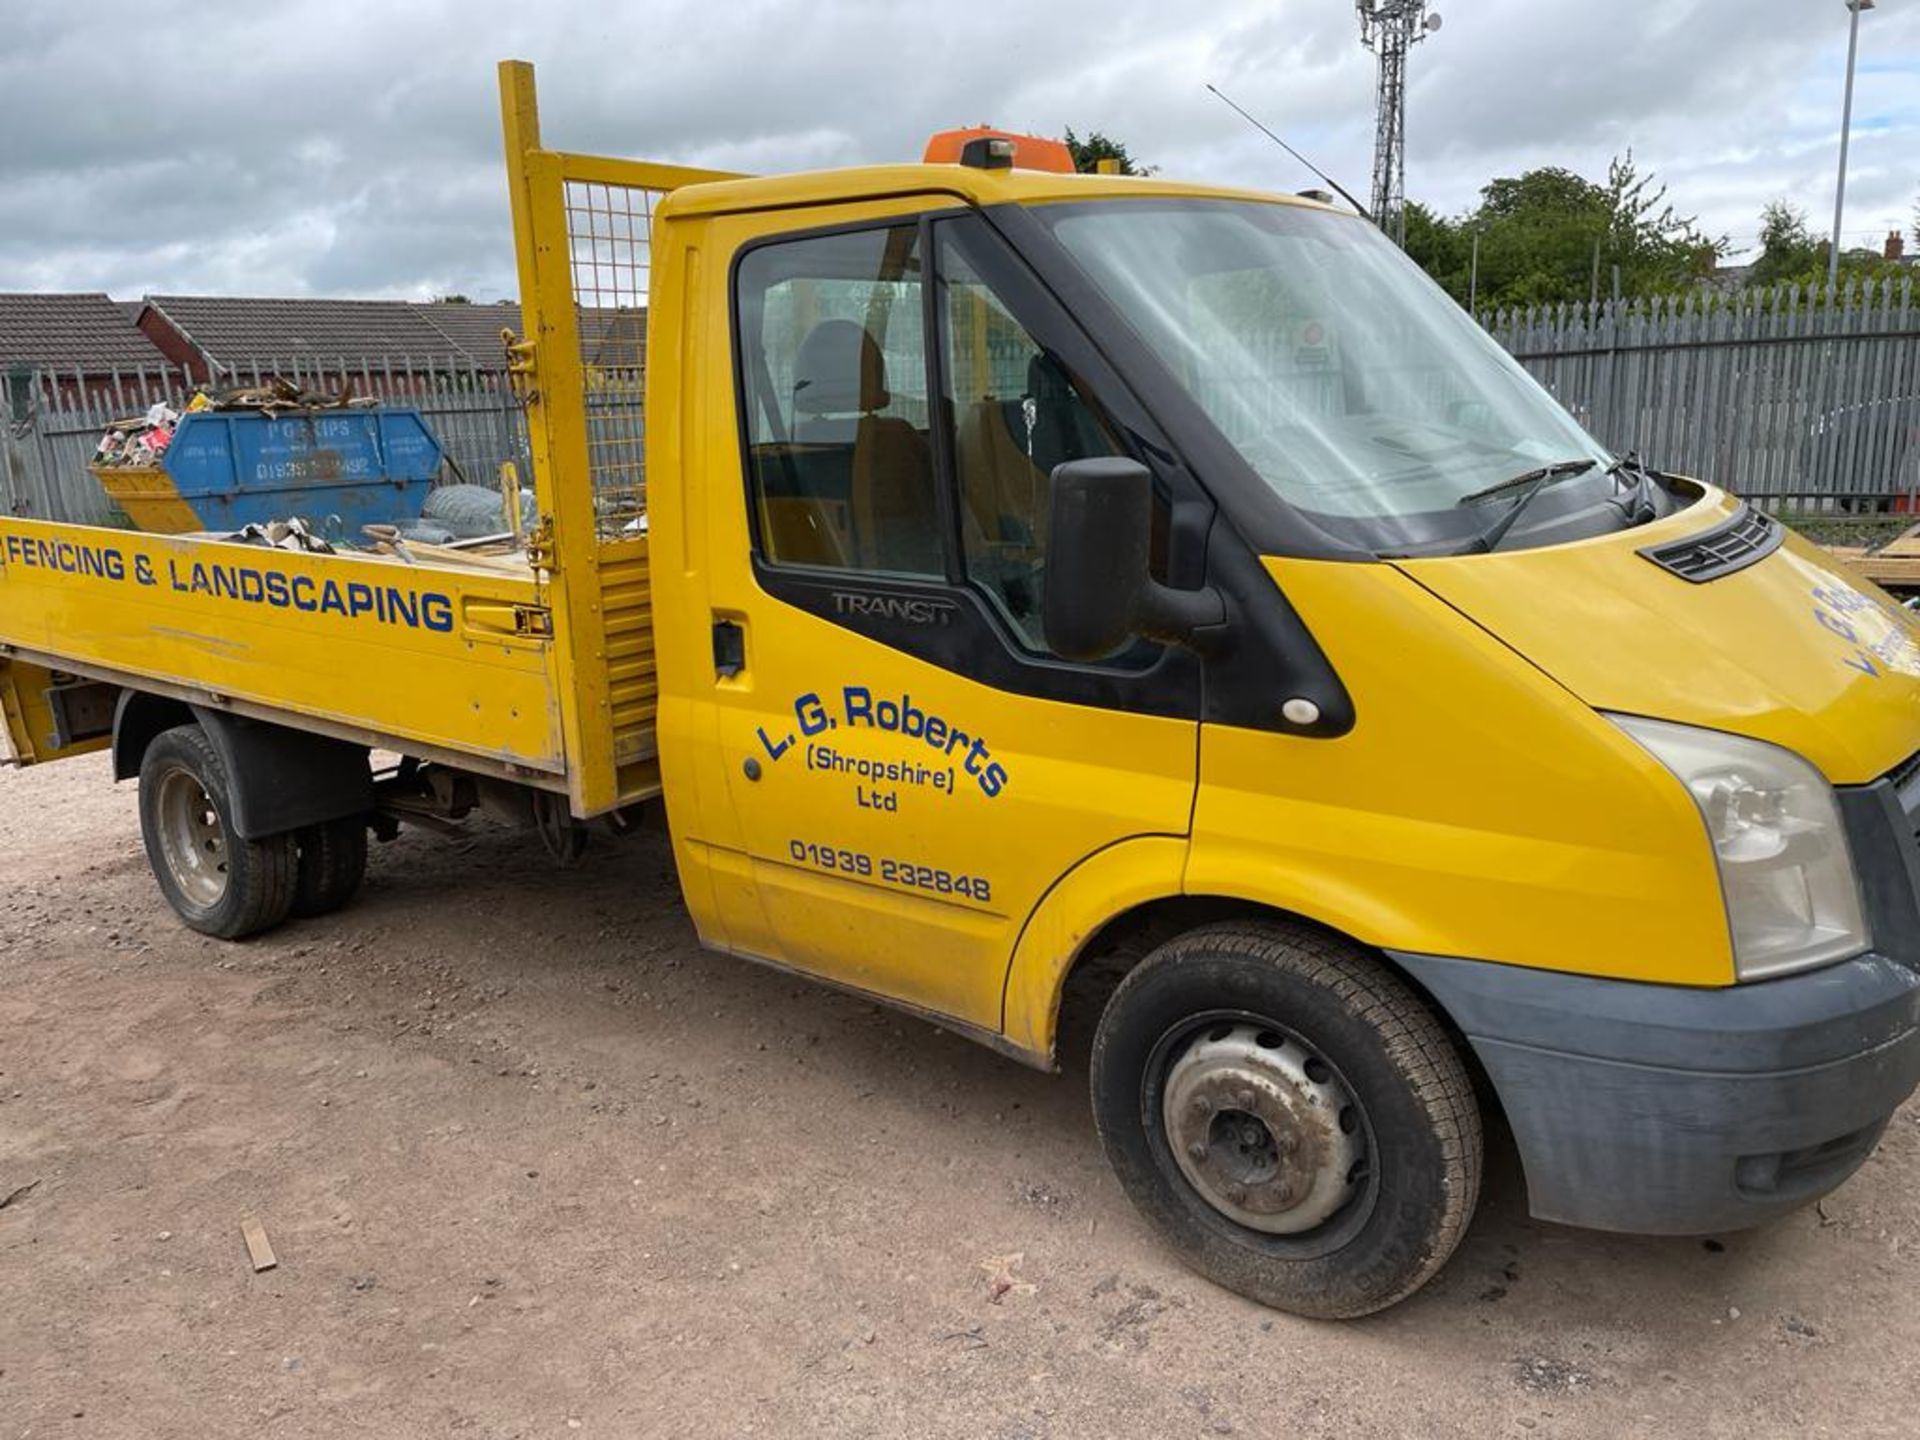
1043 457 1225 663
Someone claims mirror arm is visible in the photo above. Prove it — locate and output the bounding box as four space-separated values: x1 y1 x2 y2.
1136 581 1228 652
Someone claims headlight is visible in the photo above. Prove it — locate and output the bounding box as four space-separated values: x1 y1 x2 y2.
1610 715 1868 980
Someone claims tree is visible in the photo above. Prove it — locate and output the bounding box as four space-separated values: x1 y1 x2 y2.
1601 153 1721 286
1745 199 1908 290
1401 200 1471 296
1749 202 1822 288
1063 127 1151 176
1404 154 1722 309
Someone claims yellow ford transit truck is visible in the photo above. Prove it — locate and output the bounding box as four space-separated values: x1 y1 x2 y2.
3 62 1918 1318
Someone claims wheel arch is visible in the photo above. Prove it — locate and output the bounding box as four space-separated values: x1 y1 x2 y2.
115 693 373 840
1013 881 1508 1143
111 690 195 782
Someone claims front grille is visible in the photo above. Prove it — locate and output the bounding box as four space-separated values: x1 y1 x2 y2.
1638 503 1783 583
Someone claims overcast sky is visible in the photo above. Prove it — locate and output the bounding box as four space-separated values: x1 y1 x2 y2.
2 0 1915 301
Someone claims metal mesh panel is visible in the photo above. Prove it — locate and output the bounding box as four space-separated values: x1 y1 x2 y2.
564 179 657 535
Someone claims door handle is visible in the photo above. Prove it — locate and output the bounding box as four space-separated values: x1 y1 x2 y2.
712 618 746 678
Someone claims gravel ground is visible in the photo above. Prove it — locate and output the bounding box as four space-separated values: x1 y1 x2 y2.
3 752 1918 1439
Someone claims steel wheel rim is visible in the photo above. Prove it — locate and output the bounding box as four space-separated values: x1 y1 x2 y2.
154 766 228 908
1159 1019 1367 1236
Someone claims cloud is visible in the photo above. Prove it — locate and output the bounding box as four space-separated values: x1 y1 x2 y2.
1 0 1914 297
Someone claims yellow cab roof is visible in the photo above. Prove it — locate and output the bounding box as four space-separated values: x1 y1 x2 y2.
657 163 1343 222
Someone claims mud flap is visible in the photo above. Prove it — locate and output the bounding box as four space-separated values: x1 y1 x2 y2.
0 659 114 766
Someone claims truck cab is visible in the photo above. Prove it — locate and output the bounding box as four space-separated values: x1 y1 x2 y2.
627 83 1920 1316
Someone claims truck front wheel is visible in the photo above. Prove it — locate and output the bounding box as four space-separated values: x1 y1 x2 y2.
138 724 296 940
1089 921 1482 1319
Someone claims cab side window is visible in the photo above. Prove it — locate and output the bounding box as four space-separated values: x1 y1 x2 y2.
737 226 942 578
937 230 1121 649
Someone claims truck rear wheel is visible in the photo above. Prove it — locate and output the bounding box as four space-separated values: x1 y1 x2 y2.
291 817 369 918
1089 921 1482 1319
138 724 296 940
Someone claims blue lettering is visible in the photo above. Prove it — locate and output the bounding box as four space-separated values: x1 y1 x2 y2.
421 594 453 632
291 575 318 611
795 692 830 736
319 579 348 616
1815 609 1857 643
264 573 290 607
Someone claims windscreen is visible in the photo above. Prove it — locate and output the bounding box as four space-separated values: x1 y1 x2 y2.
1042 198 1615 553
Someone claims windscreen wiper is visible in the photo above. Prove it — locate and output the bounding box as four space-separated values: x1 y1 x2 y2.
1454 458 1598 554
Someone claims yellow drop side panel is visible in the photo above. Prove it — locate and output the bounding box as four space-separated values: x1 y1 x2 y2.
1187 558 1732 988
0 519 561 772
650 200 1199 1033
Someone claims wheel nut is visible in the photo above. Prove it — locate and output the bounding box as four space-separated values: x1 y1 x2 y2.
1237 1090 1256 1110
1274 1183 1295 1206
1191 1097 1210 1116
1188 1142 1208 1162
1227 1185 1248 1205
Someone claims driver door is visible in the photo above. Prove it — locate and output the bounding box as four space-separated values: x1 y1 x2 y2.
673 206 1204 1033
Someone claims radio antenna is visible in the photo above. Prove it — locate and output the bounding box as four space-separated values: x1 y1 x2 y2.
1204 83 1371 220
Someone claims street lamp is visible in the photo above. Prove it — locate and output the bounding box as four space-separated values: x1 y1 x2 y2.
1829 0 1875 289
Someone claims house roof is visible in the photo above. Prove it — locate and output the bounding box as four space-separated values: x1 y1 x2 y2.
0 292 169 371
413 300 648 367
141 295 646 370
145 295 472 367
414 301 521 366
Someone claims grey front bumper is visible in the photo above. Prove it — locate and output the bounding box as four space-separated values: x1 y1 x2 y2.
1393 948 1920 1235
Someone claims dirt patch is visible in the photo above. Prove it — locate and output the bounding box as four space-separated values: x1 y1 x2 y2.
3 753 1919 1437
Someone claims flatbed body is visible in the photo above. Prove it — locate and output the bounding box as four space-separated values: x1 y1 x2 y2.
0 519 659 807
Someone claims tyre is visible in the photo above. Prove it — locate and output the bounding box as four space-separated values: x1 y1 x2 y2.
137 724 297 940
1089 920 1482 1319
291 816 369 918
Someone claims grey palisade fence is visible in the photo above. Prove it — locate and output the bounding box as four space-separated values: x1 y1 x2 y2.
4 277 1917 526
1484 277 1920 511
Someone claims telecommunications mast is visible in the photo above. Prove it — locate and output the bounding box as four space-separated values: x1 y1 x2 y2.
1356 1 1442 245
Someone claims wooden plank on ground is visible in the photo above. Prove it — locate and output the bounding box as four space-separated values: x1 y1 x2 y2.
240 1216 278 1272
